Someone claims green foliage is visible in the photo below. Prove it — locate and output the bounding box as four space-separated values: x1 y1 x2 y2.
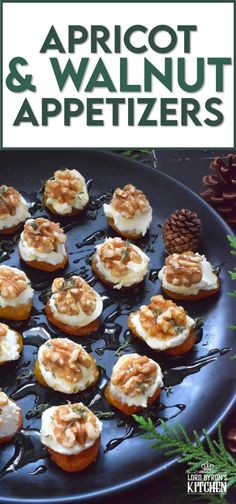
227 235 236 313
121 240 131 262
227 235 236 255
118 148 152 159
27 403 49 418
227 236 236 358
133 416 236 492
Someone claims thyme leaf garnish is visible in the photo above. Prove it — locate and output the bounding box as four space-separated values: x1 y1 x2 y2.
121 240 131 262
153 307 163 317
115 332 132 356
27 403 49 418
93 411 115 420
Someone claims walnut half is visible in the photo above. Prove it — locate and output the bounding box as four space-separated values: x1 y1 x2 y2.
51 276 97 316
44 169 84 205
52 403 100 448
23 218 66 253
111 354 157 397
41 338 94 383
111 184 150 219
0 267 30 300
165 252 203 287
0 186 20 217
139 295 187 339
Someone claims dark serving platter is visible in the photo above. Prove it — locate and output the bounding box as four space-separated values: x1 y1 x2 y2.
0 150 235 504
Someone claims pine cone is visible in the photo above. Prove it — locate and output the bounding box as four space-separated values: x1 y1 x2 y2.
225 411 236 459
163 209 201 254
201 154 236 229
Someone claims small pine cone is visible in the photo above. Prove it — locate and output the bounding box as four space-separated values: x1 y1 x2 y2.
201 154 236 230
226 426 236 458
163 209 201 254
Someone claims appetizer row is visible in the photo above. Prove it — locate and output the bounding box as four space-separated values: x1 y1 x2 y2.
0 170 152 240
0 253 218 352
5 205 218 300
0 351 163 470
1 330 163 400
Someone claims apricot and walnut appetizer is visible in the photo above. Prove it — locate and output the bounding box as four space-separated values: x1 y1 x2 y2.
0 266 33 320
0 185 30 235
104 184 152 239
46 276 103 336
41 402 102 472
35 338 99 393
105 353 163 415
128 295 195 355
0 391 23 444
44 169 89 216
92 237 149 289
0 322 23 365
19 218 68 272
158 252 220 300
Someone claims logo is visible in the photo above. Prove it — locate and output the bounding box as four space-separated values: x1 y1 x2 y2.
187 462 228 495
201 462 214 472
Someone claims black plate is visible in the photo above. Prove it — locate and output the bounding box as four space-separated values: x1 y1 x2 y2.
0 150 235 504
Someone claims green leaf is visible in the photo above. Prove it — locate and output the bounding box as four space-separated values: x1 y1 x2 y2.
227 235 236 249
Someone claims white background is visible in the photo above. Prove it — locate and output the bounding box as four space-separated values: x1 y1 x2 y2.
2 2 234 148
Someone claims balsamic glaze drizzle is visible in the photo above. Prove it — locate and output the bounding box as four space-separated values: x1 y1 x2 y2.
0 187 230 478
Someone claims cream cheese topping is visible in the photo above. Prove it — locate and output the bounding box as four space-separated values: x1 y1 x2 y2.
130 311 195 350
0 396 21 439
19 235 67 265
110 355 163 407
0 327 21 363
49 290 103 327
159 254 218 295
103 203 152 236
41 405 102 455
0 195 30 230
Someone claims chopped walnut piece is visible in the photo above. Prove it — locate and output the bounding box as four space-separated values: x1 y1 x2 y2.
0 267 29 300
0 186 21 218
44 169 84 206
0 391 8 407
23 218 66 253
0 323 8 337
52 403 100 448
98 238 142 277
139 295 187 339
111 354 157 397
164 252 203 287
41 338 94 383
51 276 97 316
111 184 150 219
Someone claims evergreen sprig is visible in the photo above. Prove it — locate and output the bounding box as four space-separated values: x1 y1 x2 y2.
227 235 236 299
227 236 236 361
133 416 236 491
